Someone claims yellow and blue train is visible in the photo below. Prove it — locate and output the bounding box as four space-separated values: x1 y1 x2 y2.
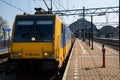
9 9 75 72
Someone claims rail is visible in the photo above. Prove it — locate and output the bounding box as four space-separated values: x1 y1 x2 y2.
94 38 119 51
0 50 9 72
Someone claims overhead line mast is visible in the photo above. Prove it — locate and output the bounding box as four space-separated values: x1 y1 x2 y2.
53 6 119 16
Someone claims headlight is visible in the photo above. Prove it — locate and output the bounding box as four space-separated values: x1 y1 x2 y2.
13 53 22 57
31 37 36 41
43 52 52 57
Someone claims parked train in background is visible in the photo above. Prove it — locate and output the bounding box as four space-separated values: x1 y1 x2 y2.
8 8 75 73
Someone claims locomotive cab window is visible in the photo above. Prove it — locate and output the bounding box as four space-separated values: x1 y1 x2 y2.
15 21 34 32
36 20 54 42
17 21 34 25
14 20 34 42
14 19 54 42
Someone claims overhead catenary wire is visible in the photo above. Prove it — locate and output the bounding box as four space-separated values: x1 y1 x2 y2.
54 0 76 16
0 0 27 13
53 1 59 12
54 0 66 10
109 0 118 6
67 0 68 10
108 14 119 22
27 0 32 13
53 1 66 23
43 0 50 10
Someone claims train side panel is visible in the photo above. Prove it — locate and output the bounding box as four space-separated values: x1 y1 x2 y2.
62 25 72 60
54 15 73 68
54 15 63 68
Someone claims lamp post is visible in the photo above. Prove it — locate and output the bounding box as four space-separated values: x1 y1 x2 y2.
91 15 94 50
2 28 6 47
90 13 106 49
2 27 11 52
119 0 120 72
83 6 85 42
88 28 91 46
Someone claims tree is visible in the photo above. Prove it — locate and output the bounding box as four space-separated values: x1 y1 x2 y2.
0 16 9 40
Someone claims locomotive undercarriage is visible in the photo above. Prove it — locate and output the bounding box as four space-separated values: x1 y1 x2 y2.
7 59 59 74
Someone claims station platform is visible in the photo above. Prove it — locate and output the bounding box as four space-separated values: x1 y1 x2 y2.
0 48 8 55
62 38 119 80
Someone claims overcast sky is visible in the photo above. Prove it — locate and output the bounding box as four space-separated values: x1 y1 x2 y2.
0 0 119 29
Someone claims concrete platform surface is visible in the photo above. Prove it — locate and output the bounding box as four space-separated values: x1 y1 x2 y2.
63 38 120 80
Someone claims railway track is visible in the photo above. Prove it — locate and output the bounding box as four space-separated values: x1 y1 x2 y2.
0 53 9 71
0 51 9 80
94 38 119 51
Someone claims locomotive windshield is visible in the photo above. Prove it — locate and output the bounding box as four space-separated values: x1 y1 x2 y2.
14 20 54 42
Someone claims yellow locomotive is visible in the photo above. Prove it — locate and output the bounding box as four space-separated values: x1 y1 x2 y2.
9 8 75 72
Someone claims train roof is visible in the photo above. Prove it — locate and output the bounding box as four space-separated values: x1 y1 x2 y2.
15 14 57 20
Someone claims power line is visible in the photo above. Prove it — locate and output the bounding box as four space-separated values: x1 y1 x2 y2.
53 1 66 23
54 0 66 10
53 1 59 11
27 0 32 13
67 0 68 10
109 0 118 6
43 0 50 10
108 14 119 21
0 0 27 13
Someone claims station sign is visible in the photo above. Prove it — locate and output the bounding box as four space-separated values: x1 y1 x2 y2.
2 27 11 31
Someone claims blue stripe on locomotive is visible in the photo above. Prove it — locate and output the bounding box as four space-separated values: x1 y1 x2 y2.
61 24 71 48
